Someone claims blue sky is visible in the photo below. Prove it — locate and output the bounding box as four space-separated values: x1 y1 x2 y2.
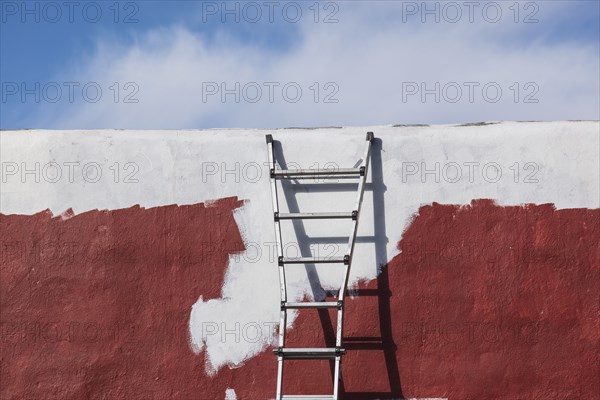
1 0 599 129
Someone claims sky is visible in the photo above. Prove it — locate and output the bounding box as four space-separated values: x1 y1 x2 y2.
1 0 599 129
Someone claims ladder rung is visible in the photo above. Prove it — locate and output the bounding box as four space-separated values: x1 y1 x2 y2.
280 256 347 265
277 212 355 220
274 347 345 359
282 396 334 399
283 301 339 309
272 168 363 179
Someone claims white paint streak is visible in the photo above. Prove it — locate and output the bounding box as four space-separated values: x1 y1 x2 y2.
224 388 237 400
1 122 598 376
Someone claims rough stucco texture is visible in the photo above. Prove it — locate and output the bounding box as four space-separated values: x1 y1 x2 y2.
1 198 599 399
0 197 245 400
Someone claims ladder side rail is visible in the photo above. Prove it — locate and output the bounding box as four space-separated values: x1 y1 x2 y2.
333 132 374 399
333 356 342 399
336 133 374 346
266 135 287 400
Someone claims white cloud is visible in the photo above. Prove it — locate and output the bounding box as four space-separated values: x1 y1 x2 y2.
36 1 599 128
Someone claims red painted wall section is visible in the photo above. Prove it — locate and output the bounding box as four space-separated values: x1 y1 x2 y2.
241 200 599 400
376 200 600 400
1 198 599 399
1 197 245 400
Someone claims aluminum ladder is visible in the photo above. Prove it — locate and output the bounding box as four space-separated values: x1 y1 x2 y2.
266 132 374 400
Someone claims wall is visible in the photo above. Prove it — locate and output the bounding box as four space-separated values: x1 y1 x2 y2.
1 121 599 399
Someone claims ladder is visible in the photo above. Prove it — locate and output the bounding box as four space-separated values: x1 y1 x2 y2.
266 132 375 400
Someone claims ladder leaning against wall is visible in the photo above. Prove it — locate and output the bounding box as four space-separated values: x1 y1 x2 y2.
265 132 375 400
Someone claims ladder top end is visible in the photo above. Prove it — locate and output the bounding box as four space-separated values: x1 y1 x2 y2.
266 134 273 144
366 131 375 142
